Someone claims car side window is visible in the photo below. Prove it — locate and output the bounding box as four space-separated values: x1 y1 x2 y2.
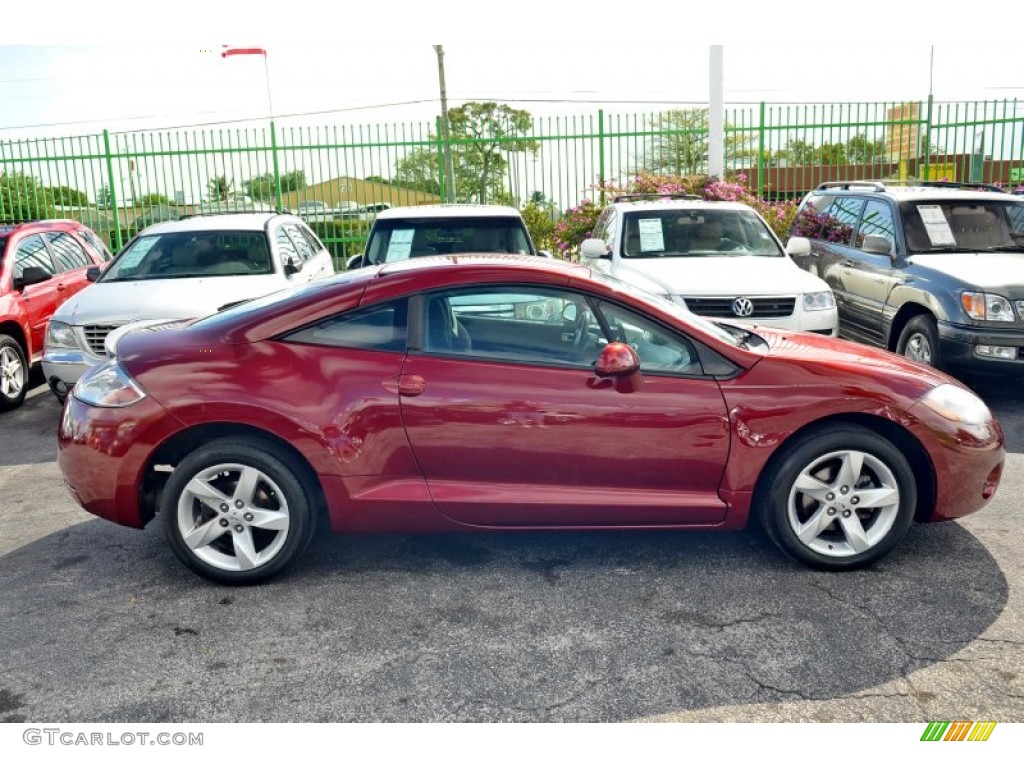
284 300 407 352
855 201 897 249
421 286 600 368
275 226 301 272
295 223 326 254
595 301 701 375
78 228 113 261
822 197 863 246
283 223 316 263
45 232 92 272
14 235 56 280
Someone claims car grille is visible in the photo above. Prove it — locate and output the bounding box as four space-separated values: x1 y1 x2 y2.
1016 301 1024 321
681 296 796 319
82 324 120 356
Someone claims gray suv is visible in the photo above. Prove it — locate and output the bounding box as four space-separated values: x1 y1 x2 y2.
786 181 1024 375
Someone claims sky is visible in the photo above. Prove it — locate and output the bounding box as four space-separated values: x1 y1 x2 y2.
1 1 1023 141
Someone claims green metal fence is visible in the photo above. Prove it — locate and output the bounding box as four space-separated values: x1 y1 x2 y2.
2 99 1022 260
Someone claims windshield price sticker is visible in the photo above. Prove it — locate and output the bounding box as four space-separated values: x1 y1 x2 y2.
638 219 665 252
917 205 957 246
386 228 414 260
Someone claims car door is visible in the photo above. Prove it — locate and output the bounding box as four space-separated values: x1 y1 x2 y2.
806 196 866 337
398 285 731 527
12 235 61 359
44 231 96 303
839 200 900 342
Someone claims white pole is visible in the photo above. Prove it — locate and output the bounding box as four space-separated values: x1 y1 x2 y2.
708 45 724 179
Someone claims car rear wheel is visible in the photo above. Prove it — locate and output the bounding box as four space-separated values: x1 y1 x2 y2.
0 335 28 411
760 427 916 570
897 315 941 369
161 439 315 585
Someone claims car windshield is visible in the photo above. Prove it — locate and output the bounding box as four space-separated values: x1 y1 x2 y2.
99 231 275 282
621 209 784 258
584 269 754 349
363 216 534 265
901 199 1024 253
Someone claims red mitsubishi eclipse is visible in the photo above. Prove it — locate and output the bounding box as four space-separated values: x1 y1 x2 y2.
58 256 1005 584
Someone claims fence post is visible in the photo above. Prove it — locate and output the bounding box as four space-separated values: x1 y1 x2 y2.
270 120 283 210
757 102 766 198
102 129 122 251
435 116 447 203
922 96 933 181
598 109 606 205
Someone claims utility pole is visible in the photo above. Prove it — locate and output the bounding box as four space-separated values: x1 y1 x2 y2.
708 45 724 180
434 45 456 203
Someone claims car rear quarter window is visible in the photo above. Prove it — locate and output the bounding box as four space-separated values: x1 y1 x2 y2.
284 300 407 352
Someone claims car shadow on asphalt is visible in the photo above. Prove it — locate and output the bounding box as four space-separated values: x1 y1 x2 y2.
0 517 1008 722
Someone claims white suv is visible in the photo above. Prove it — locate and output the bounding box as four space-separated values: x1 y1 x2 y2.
42 212 335 400
347 204 547 269
580 195 838 335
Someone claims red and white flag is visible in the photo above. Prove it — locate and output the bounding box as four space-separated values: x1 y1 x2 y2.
221 46 267 58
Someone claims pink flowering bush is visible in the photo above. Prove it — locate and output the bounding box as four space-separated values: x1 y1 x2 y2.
551 172 801 257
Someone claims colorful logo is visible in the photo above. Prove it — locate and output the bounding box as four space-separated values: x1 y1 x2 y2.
921 721 997 741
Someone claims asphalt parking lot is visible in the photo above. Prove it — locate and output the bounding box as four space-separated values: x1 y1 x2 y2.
1 370 1022 723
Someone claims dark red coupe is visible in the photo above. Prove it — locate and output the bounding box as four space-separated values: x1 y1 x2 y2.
58 256 1005 584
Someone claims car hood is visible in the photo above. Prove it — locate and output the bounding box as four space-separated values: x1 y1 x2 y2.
52 275 285 326
908 252 1024 292
750 325 953 394
616 255 831 296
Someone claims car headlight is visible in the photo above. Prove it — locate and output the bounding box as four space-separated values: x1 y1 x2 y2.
46 320 80 349
802 290 836 311
918 383 991 424
72 360 147 408
961 292 1014 322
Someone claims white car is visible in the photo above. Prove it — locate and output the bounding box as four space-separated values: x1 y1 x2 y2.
580 196 838 335
42 213 335 401
347 204 549 270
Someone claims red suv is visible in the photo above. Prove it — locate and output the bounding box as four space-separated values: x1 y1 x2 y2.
0 220 111 410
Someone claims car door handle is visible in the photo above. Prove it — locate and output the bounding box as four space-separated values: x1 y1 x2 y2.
382 374 426 397
57 283 67 291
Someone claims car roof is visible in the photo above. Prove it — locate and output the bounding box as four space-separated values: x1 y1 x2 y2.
374 204 523 220
810 181 1015 203
140 212 290 235
609 199 756 213
376 253 585 278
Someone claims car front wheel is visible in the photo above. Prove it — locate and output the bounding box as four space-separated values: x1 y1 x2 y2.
161 439 315 585
897 315 941 369
760 427 916 570
0 335 28 411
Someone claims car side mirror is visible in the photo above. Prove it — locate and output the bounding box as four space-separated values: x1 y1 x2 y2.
537 249 554 259
13 266 52 291
861 234 893 255
345 254 364 270
580 238 611 260
86 266 101 282
786 236 811 257
284 260 300 277
595 342 640 378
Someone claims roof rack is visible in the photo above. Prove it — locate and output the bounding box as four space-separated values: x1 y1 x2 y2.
815 181 887 192
913 180 1008 193
611 193 702 203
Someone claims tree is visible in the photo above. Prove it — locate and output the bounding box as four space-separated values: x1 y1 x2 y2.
136 193 172 206
393 101 539 204
640 108 758 175
45 185 89 207
846 134 886 164
0 171 53 221
207 175 232 202
243 170 306 201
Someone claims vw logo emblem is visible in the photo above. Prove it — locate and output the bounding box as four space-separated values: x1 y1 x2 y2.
732 297 754 317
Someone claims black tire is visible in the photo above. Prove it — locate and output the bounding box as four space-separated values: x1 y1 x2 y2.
897 315 942 369
0 334 29 412
161 439 316 585
758 426 916 570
